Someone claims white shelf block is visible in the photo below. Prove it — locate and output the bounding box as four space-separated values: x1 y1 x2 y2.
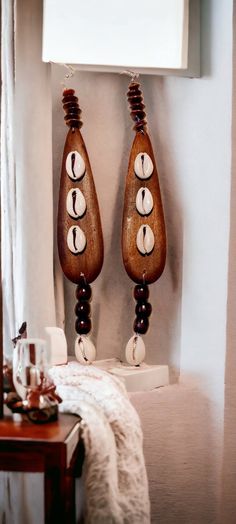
93 358 169 392
42 0 200 77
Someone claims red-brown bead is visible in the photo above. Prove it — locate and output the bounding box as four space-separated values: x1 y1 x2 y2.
76 284 92 301
127 81 147 132
134 284 149 301
135 301 152 317
133 316 149 335
75 318 91 335
62 88 83 129
75 301 91 317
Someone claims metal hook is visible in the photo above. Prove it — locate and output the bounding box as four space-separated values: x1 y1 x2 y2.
50 62 77 88
79 272 87 285
64 64 76 79
120 69 140 82
61 64 76 88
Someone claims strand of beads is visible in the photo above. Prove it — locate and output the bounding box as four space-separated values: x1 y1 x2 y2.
122 78 166 367
58 87 104 366
125 282 152 366
75 277 91 334
133 284 152 335
74 276 96 364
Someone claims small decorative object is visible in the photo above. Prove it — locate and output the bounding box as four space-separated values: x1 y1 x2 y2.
3 322 27 396
44 326 68 366
57 89 104 365
122 76 166 365
11 320 27 346
10 338 61 423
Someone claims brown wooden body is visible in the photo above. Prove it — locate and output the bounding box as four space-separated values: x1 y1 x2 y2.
58 128 103 284
122 131 166 284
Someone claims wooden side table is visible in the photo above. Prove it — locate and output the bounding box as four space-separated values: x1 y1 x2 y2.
0 413 84 523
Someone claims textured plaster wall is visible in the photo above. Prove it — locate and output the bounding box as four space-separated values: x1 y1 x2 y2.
130 385 223 524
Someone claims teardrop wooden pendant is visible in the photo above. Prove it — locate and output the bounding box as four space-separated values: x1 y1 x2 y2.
122 81 166 285
57 89 104 284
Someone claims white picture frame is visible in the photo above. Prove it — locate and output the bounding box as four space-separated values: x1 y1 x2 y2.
42 0 199 77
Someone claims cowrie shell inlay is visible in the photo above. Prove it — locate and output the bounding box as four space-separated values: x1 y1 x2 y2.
67 225 86 254
75 335 96 365
66 151 86 180
66 188 86 219
136 187 153 216
134 152 153 180
136 224 155 255
125 334 146 366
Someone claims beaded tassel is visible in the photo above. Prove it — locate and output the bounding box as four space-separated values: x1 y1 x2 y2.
57 89 103 364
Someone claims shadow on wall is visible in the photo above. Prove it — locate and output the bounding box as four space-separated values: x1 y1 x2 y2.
99 74 134 363
144 75 183 380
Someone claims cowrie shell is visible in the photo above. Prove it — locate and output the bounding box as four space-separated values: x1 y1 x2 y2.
136 224 155 255
136 187 153 216
125 335 146 366
67 225 86 254
75 335 96 365
134 152 153 180
66 188 86 219
66 151 86 180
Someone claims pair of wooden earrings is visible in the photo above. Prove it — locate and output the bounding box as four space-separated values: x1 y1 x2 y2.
57 78 166 366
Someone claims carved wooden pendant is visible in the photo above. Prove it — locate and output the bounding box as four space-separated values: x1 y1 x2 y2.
122 81 166 285
122 79 167 365
57 89 104 285
57 89 104 365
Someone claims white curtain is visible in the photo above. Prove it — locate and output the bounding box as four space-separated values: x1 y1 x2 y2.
0 1 64 522
1 0 16 358
1 0 64 357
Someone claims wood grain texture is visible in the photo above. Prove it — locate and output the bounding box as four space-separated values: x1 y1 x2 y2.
122 131 166 284
0 413 83 523
57 128 103 284
0 413 79 440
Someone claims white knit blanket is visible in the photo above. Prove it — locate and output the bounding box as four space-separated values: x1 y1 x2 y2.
49 362 150 524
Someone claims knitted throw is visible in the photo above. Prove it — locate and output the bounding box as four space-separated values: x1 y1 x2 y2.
49 362 150 524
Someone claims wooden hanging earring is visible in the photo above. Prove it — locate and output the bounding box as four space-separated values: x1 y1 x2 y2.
122 77 166 365
57 89 103 364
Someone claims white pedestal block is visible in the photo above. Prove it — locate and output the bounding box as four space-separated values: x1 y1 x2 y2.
44 327 68 366
93 358 169 392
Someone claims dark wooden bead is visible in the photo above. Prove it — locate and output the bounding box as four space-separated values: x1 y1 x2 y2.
63 88 75 97
134 284 149 301
133 316 149 334
135 301 152 317
75 318 91 335
131 110 146 122
75 301 91 317
76 284 92 301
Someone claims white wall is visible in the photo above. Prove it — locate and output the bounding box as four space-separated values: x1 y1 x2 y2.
177 3 232 391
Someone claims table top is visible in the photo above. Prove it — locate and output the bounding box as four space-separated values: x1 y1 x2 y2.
0 413 80 443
